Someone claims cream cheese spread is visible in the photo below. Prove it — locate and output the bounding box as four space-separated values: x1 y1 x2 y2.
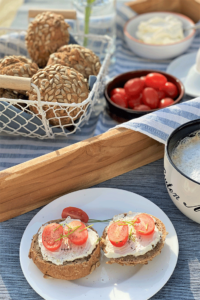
136 16 184 45
38 217 99 265
104 212 162 259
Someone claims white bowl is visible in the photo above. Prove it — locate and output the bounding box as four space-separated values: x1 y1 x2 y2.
124 12 195 60
164 120 200 224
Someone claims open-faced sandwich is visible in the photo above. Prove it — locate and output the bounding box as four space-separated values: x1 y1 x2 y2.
29 207 100 280
100 212 167 266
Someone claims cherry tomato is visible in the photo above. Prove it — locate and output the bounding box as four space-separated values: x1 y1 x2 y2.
108 221 128 247
110 88 128 99
42 223 63 252
110 93 128 108
163 82 178 99
142 87 159 109
133 214 155 235
159 98 174 108
61 207 89 223
140 76 146 87
157 89 166 101
124 78 144 96
128 93 142 108
145 73 167 89
134 104 151 111
64 220 88 245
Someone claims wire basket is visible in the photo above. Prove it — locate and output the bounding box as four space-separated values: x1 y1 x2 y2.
0 28 113 139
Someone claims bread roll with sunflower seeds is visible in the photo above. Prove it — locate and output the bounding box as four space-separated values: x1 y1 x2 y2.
47 44 101 79
0 55 38 95
25 12 70 68
28 64 89 126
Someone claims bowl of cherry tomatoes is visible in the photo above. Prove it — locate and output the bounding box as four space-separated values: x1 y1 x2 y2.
104 70 184 122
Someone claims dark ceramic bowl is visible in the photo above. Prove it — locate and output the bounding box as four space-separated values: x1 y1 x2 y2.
104 70 184 123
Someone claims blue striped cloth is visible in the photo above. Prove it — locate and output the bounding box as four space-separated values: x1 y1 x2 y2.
117 97 200 144
0 4 200 170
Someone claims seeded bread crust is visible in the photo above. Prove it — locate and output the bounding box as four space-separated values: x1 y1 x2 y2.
0 55 38 95
48 44 101 79
25 12 70 67
100 214 167 266
28 64 89 126
28 218 101 280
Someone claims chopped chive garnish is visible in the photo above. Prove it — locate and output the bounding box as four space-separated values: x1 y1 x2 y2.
131 236 136 242
88 218 112 223
96 237 101 243
53 224 62 231
65 224 72 229
129 228 133 240
138 230 145 233
55 225 81 241
79 224 93 232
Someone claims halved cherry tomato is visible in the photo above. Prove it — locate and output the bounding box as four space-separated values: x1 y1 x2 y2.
157 89 166 101
107 221 128 247
162 82 178 99
159 98 174 108
124 78 144 96
111 93 128 108
133 214 155 235
110 88 128 99
61 207 89 223
64 220 88 245
145 73 167 89
142 87 159 109
134 104 151 111
42 223 63 252
128 93 142 108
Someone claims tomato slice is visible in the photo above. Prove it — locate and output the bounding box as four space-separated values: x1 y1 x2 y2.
142 87 159 109
133 214 155 235
145 73 167 89
108 221 128 247
110 93 128 108
61 207 89 223
64 220 88 245
42 223 63 252
124 78 145 97
159 98 174 108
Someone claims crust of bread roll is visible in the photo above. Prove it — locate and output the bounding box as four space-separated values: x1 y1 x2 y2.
28 218 100 280
100 215 167 266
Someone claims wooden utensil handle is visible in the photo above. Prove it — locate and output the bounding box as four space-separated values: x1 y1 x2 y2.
0 75 32 91
28 9 77 19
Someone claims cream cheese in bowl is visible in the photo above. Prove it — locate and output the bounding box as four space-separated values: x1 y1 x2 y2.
124 12 195 60
136 16 184 45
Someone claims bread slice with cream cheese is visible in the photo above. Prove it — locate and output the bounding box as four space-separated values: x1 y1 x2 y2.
100 213 167 266
28 218 100 280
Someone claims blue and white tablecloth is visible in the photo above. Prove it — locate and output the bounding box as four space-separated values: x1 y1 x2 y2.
0 4 200 171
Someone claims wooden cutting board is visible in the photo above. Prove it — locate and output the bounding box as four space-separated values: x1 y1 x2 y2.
0 128 164 222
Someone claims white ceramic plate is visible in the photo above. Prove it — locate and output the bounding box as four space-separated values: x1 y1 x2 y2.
20 188 179 300
167 51 197 96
